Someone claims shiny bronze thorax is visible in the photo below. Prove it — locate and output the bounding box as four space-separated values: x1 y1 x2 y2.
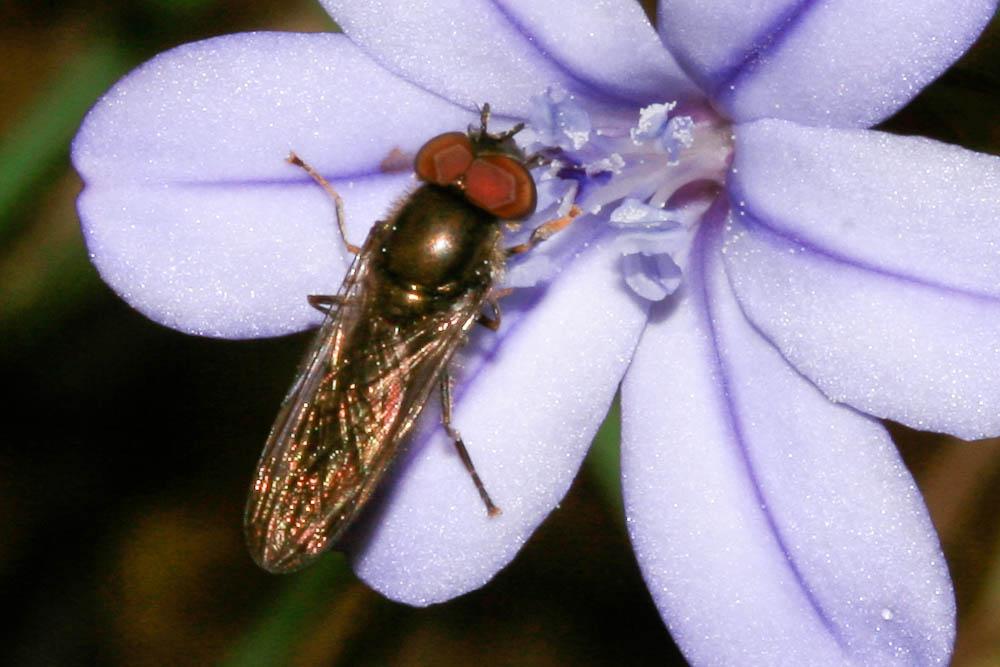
375 184 503 320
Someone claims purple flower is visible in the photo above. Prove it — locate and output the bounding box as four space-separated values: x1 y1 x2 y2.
72 1 999 664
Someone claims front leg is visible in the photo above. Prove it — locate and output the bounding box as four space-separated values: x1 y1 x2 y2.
287 151 361 255
506 205 582 257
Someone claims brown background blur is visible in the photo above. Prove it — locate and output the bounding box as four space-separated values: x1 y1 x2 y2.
1 2 998 665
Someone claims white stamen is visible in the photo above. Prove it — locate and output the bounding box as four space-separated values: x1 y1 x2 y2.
522 93 732 301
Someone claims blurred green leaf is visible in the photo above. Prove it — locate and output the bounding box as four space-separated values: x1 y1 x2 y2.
586 396 623 515
0 42 128 233
141 0 217 14
222 555 352 667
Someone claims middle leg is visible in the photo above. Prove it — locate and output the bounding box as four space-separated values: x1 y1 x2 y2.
440 371 501 517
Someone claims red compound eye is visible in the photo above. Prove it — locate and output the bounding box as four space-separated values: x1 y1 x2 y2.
463 154 537 220
414 132 474 186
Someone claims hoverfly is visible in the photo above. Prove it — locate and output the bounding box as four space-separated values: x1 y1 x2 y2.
245 105 580 573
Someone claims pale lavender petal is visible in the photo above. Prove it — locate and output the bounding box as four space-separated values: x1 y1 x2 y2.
491 0 698 102
78 175 409 337
730 120 1000 296
657 0 801 94
724 120 1000 438
622 222 953 666
350 239 648 605
658 0 998 127
321 0 697 119
73 33 475 337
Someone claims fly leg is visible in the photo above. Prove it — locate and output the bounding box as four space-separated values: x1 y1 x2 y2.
287 151 361 255
476 102 524 140
440 372 501 517
307 294 345 315
476 289 511 331
506 205 582 257
477 103 491 134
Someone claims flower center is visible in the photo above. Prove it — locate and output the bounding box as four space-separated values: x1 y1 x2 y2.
513 88 733 301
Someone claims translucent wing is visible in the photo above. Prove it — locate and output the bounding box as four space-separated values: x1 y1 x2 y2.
244 220 493 573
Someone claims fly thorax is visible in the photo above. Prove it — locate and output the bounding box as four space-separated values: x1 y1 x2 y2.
515 88 734 301
380 185 501 300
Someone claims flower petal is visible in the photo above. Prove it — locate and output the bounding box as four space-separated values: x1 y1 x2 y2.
321 0 697 118
78 175 409 337
622 222 953 666
658 0 998 127
730 120 1000 297
350 238 648 605
725 120 1000 438
73 32 476 337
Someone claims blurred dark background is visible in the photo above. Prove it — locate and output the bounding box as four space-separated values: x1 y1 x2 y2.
1 2 998 665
